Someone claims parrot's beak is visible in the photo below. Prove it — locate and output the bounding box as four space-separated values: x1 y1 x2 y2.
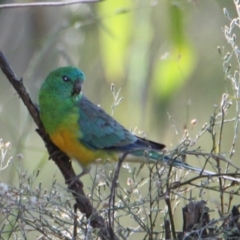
72 79 82 96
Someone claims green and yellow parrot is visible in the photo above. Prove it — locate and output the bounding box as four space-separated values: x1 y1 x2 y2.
38 66 238 181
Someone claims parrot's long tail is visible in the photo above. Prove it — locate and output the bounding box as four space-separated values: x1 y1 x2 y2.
124 150 240 183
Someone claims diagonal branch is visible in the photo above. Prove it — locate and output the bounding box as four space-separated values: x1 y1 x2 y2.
0 50 118 240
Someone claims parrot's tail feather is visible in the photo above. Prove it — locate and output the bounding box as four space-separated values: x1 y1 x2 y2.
123 151 240 183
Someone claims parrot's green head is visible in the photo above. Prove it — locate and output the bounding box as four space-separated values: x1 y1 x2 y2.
40 66 85 101
39 66 85 133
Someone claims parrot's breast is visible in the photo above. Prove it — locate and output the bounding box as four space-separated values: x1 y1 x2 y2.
50 126 118 167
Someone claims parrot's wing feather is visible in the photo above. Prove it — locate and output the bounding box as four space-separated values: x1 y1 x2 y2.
79 96 137 150
78 96 166 151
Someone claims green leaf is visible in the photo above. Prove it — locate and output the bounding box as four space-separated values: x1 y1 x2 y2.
98 0 133 83
152 3 197 100
152 42 196 100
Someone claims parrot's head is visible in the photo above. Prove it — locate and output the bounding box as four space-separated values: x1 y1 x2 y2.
41 66 85 100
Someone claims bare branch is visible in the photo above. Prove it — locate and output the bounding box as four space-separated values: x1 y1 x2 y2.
0 0 101 9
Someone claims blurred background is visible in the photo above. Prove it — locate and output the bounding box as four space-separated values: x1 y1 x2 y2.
0 0 239 236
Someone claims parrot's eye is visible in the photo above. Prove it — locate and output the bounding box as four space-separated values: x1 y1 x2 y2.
62 75 69 82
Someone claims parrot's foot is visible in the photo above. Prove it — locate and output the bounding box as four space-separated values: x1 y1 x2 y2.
67 167 90 187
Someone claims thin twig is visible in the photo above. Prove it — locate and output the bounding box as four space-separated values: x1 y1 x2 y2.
165 159 176 239
178 151 240 172
165 192 176 240
108 152 129 234
0 0 101 9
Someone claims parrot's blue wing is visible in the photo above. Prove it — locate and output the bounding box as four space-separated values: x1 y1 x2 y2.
78 96 166 151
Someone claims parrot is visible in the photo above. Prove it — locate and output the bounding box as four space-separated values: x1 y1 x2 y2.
38 66 239 182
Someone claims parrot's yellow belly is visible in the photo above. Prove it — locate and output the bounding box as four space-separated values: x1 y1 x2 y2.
50 127 117 167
